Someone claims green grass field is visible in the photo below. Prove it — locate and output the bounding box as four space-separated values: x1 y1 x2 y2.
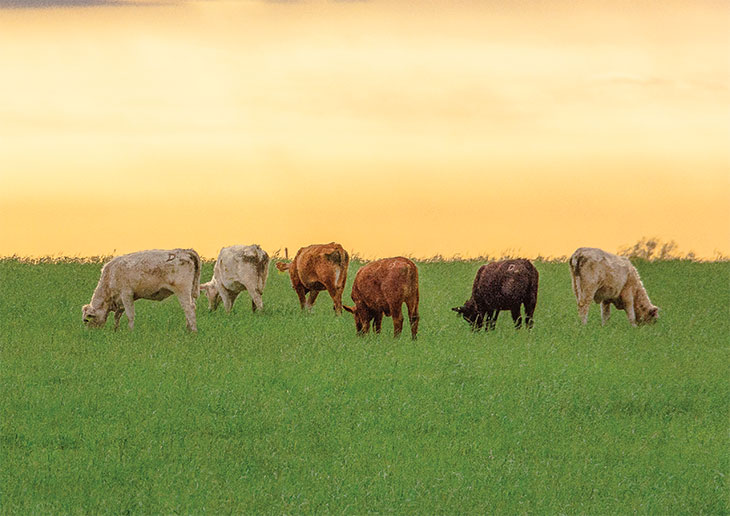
1 258 728 514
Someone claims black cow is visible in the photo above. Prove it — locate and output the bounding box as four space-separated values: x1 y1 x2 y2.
452 259 538 331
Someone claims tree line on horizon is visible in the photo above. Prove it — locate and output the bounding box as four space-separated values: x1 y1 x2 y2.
2 238 726 265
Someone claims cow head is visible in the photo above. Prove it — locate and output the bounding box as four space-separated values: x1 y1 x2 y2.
452 299 481 330
343 304 368 334
82 303 109 328
638 305 660 325
199 281 221 311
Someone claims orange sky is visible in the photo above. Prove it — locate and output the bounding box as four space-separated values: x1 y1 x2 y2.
1 0 728 259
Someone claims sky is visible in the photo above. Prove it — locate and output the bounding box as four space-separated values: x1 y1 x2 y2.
0 0 728 259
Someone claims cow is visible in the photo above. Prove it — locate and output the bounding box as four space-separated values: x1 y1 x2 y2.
452 259 538 331
343 257 420 339
275 242 349 314
82 248 201 331
200 245 269 313
569 247 659 326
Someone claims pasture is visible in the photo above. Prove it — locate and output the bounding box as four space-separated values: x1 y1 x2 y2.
1 258 728 514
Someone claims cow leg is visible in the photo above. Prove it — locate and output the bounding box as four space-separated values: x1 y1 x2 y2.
120 291 135 331
373 312 383 334
600 301 612 326
113 309 124 331
621 291 637 327
406 297 419 340
356 310 371 336
525 287 537 329
294 284 308 310
511 306 523 329
576 288 594 325
176 292 198 332
307 290 320 311
326 284 344 315
249 287 264 313
485 310 498 331
219 288 234 313
230 291 242 311
211 290 222 311
524 301 536 329
625 304 637 327
391 304 404 338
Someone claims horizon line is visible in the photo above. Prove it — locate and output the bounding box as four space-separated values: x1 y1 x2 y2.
3 250 727 264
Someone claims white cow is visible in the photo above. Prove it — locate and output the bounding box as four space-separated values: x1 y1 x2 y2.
200 245 269 313
82 248 201 331
569 247 659 326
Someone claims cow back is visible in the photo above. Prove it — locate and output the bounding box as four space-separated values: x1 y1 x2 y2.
570 247 631 298
472 259 537 310
293 242 349 288
95 249 200 302
352 257 418 311
216 245 269 293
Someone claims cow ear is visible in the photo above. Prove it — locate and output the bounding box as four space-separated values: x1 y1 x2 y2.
343 305 355 314
452 306 462 314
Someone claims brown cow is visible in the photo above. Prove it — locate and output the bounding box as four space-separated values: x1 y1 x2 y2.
343 257 420 339
276 242 349 314
569 247 659 326
452 259 538 331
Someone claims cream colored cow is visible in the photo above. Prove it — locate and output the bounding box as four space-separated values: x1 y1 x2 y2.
569 247 659 326
200 245 269 313
82 249 201 331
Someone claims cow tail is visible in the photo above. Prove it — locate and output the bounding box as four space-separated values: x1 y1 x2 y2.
569 252 583 299
258 247 270 293
410 263 420 303
186 249 201 299
338 249 349 288
570 253 584 277
325 248 346 266
404 262 420 324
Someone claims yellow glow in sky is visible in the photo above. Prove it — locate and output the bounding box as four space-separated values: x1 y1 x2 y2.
1 0 728 259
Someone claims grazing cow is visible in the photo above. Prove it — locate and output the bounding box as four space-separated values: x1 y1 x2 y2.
343 257 420 339
200 245 269 313
569 247 659 326
276 242 349 314
82 248 201 331
452 259 538 331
